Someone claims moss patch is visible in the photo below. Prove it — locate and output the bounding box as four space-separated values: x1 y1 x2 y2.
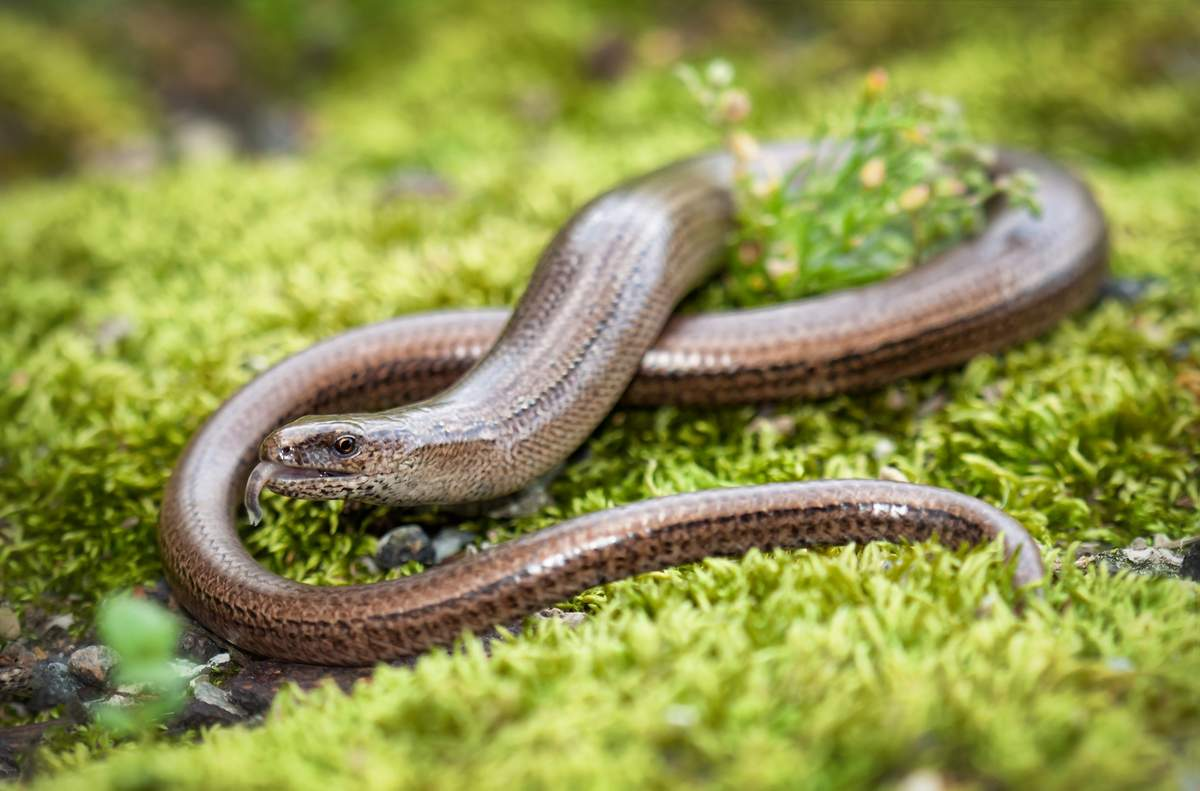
2 0 1200 786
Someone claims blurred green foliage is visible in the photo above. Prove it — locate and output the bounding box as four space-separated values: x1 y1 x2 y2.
0 11 147 176
93 595 185 736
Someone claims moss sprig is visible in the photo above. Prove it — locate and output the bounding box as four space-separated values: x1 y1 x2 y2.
679 61 1038 305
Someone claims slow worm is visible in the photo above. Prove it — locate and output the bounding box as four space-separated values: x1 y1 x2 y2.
159 142 1107 664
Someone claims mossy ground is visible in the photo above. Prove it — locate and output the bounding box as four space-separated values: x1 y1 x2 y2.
2 1 1199 787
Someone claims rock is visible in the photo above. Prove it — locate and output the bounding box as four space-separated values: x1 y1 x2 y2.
191 679 245 718
583 33 633 82
432 528 477 563
172 115 237 163
247 107 308 157
84 137 162 178
30 661 78 711
0 666 34 702
67 645 117 687
916 391 948 418
483 483 554 519
376 525 435 569
884 387 910 411
1085 545 1185 578
93 316 135 352
879 466 909 483
747 414 797 438
376 169 456 204
536 608 587 629
170 697 246 732
39 614 74 635
178 625 234 664
1106 656 1135 672
663 703 698 728
227 661 374 716
1182 541 1200 582
1100 276 1159 303
0 720 63 780
897 769 947 791
0 608 19 641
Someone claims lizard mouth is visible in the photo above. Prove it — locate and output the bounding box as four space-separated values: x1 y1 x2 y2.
244 461 355 525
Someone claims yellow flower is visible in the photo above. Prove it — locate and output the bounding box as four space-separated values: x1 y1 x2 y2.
765 257 797 280
864 68 889 99
935 177 967 197
898 183 931 212
717 89 752 123
902 125 929 145
859 157 886 189
736 240 762 266
727 130 760 163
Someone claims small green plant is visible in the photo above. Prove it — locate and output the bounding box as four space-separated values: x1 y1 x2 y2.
678 61 1038 305
93 595 185 736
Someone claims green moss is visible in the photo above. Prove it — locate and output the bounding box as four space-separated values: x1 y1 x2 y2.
2 0 1200 786
33 549 1200 789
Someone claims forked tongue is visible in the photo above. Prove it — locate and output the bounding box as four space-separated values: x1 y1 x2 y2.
244 461 283 526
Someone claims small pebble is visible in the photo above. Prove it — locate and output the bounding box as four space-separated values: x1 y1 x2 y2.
663 703 699 728
93 316 135 352
377 169 456 204
40 614 74 634
1100 277 1159 304
879 466 909 483
354 556 381 577
0 608 19 641
172 115 237 163
916 392 948 418
1182 541 1200 582
192 679 246 718
980 383 1004 403
31 661 77 710
67 645 117 687
536 608 587 628
485 484 554 519
884 388 910 411
1106 656 1135 673
747 414 797 437
896 769 947 791
376 525 435 569
247 107 308 156
433 529 477 563
583 33 633 82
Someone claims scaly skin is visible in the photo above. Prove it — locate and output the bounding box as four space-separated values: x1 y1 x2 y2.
159 142 1108 665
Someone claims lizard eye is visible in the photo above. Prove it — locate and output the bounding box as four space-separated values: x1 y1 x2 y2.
333 435 359 457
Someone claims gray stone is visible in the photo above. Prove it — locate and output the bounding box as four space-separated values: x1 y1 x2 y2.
1182 541 1200 582
376 525 434 569
68 645 117 687
433 528 477 563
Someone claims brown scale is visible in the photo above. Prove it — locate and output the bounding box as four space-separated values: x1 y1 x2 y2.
159 142 1107 665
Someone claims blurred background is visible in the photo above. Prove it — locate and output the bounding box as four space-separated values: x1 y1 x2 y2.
2 0 1197 180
